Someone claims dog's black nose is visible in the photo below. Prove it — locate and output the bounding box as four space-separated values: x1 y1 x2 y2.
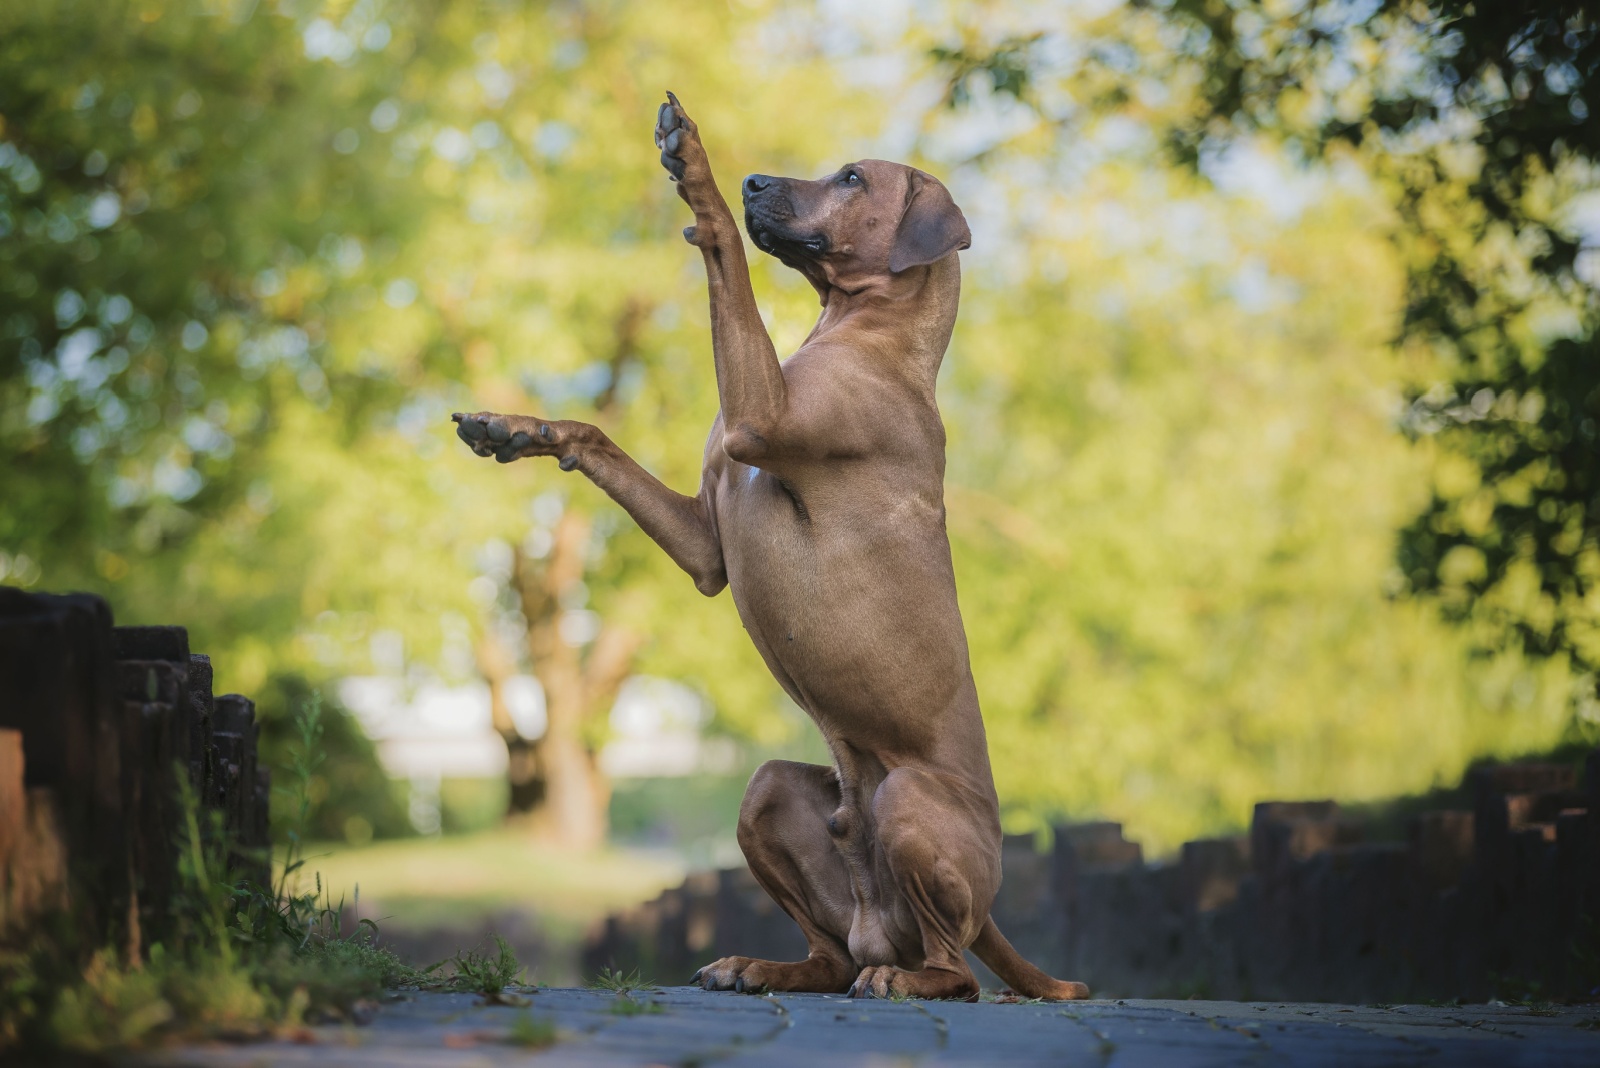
743 174 772 197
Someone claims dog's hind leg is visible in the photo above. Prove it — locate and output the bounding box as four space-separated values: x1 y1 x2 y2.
693 760 857 994
847 767 999 1001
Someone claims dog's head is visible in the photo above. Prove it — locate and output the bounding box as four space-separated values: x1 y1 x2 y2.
741 160 970 293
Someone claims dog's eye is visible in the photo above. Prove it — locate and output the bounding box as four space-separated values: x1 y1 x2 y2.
844 172 859 184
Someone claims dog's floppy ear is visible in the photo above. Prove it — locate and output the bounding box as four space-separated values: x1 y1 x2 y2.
889 170 971 274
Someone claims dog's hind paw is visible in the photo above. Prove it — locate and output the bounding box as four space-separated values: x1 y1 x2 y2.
848 964 980 1002
693 955 853 995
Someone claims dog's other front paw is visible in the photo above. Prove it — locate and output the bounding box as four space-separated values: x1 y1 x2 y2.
653 91 707 186
451 411 581 468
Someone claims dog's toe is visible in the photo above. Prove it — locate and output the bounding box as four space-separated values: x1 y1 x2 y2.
655 100 678 144
457 416 487 443
496 432 533 463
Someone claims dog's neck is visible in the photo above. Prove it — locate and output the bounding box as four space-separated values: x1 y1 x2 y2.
803 255 962 382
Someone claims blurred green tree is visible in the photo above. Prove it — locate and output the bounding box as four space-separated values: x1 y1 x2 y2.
902 0 1593 843
1049 1 1600 726
4 0 1590 854
0 0 437 588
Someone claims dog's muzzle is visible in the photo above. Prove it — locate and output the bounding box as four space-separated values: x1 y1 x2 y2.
743 175 826 256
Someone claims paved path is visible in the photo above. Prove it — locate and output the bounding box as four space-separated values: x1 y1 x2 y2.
141 988 1600 1067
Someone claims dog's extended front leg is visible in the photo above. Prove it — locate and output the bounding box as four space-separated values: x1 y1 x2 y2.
454 411 727 596
655 93 784 463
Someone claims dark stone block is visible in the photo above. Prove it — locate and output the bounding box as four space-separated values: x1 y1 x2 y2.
1469 762 1577 802
1054 822 1143 870
117 660 188 706
215 694 256 734
1408 810 1474 894
1251 801 1362 884
186 655 214 794
0 589 117 797
111 625 189 664
1179 836 1251 912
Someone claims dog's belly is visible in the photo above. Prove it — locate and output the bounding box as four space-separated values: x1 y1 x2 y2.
715 461 976 757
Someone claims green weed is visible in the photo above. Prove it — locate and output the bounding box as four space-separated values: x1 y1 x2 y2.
433 936 529 1004
0 693 441 1054
506 1013 558 1047
590 966 655 995
608 995 665 1016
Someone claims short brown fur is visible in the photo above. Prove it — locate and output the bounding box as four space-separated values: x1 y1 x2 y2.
453 93 1089 1002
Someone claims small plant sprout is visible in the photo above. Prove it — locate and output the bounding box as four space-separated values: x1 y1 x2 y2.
589 966 655 996
505 1013 557 1047
441 936 530 1005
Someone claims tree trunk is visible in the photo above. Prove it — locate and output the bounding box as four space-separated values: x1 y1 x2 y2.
477 297 651 847
477 633 546 818
485 508 641 848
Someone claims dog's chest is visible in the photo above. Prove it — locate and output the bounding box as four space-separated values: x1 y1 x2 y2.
713 459 970 726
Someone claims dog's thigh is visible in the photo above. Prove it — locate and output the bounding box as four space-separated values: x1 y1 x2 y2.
695 760 857 993
872 767 1001 968
736 760 854 947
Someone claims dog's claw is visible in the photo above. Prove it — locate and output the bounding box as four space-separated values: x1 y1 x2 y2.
691 967 704 985
734 977 746 994
539 423 554 442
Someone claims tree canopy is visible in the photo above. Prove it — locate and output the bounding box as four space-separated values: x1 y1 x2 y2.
3 0 1594 850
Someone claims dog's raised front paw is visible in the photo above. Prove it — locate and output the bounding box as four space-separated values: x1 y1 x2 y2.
451 411 580 468
653 91 706 185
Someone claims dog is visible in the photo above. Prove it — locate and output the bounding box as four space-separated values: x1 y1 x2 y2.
454 92 1089 1002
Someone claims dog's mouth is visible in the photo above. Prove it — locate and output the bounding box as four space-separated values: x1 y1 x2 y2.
744 203 828 258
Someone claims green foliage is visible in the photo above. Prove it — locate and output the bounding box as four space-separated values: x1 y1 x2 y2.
0 0 436 587
1131 0 1600 740
589 965 654 996
0 694 426 1054
256 677 411 843
4 0 1594 853
436 935 526 1002
506 1012 559 1047
908 0 1595 846
608 994 665 1016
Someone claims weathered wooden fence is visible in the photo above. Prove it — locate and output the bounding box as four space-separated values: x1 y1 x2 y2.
0 587 269 956
585 753 1600 1002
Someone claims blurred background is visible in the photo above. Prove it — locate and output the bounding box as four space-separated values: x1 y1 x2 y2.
3 0 1596 982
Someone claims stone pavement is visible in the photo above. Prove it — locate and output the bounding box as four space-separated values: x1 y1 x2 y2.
138 988 1600 1067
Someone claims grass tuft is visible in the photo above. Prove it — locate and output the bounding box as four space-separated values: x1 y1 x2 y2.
506 1013 558 1047
432 936 529 1004
590 966 655 996
0 693 480 1055
608 995 665 1016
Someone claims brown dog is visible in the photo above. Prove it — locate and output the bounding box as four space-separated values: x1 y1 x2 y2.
453 93 1088 1002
